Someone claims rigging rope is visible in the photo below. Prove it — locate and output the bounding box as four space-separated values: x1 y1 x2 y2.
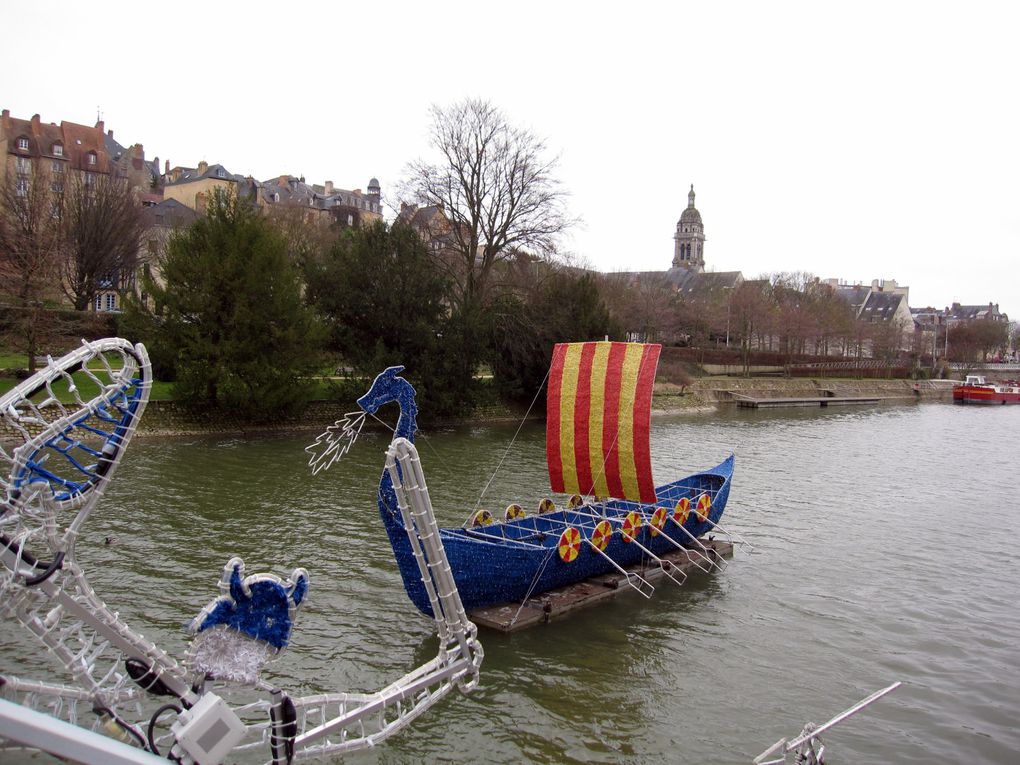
508 545 557 628
466 365 552 525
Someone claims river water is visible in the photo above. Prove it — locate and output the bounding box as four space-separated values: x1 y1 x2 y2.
3 401 1018 763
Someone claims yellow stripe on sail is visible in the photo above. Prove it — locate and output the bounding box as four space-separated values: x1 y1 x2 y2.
558 343 583 495
588 342 611 498
616 343 644 499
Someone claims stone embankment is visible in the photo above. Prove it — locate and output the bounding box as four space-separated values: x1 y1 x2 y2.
654 377 956 409
135 378 954 437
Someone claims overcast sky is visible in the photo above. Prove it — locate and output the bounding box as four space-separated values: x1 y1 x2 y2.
4 1 1017 316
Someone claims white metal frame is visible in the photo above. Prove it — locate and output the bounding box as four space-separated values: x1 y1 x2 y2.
1 340 482 764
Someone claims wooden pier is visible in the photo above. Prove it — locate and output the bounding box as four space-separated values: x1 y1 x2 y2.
468 538 733 633
734 394 882 409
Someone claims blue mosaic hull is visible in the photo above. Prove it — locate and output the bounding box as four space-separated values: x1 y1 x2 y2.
377 455 735 615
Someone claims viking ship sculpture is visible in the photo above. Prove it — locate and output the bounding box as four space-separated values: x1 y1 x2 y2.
0 338 482 764
309 341 737 617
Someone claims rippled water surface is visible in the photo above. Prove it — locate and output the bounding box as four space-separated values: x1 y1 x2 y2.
3 401 1019 763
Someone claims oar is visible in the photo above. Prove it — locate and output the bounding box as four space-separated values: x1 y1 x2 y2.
630 508 716 575
581 506 700 579
666 516 726 571
701 516 754 550
585 541 655 599
616 520 689 588
685 491 752 550
460 528 547 549
574 508 688 588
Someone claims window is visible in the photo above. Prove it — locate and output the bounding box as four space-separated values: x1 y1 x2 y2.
52 143 63 157
106 294 117 311
51 182 63 194
84 172 96 187
15 178 28 197
87 151 97 165
52 160 63 174
95 295 102 311
217 168 225 178
16 156 31 175
17 136 29 151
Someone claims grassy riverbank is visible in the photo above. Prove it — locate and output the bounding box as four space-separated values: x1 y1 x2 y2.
1 347 955 440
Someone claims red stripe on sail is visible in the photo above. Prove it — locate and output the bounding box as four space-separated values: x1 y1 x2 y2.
573 343 597 495
602 342 626 499
546 344 567 493
633 343 661 502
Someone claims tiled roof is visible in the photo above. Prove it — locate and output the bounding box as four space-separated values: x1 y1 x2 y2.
859 291 904 322
166 163 240 185
145 198 199 227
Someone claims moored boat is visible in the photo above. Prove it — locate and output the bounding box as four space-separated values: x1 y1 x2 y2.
953 374 1020 404
334 341 737 615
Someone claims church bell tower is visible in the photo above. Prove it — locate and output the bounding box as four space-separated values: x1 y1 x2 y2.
673 184 705 271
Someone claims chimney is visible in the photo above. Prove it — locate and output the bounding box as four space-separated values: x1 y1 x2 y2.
108 129 114 138
165 159 170 175
96 120 104 134
198 160 208 175
278 175 288 187
324 180 334 194
31 114 41 128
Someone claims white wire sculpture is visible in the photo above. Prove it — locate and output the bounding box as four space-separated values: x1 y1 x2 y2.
304 411 366 475
1 339 482 764
753 682 901 765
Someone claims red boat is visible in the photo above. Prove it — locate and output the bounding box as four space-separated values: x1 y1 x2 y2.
953 374 1020 404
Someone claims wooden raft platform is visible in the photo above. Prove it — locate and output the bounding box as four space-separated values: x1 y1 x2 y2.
734 395 881 409
468 538 734 633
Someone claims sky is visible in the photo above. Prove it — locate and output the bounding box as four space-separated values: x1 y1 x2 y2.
3 1 1018 317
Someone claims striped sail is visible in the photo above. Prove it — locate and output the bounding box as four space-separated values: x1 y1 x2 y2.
546 341 661 503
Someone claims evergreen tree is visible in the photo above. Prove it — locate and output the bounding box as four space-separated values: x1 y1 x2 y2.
304 220 468 416
488 268 620 403
136 190 323 417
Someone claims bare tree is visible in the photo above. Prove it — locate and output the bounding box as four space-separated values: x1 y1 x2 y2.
264 202 340 271
61 173 146 311
600 271 681 343
0 172 64 371
401 98 575 314
729 281 774 374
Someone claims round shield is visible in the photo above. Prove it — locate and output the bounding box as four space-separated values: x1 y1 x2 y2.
621 511 642 542
590 520 613 551
558 527 582 562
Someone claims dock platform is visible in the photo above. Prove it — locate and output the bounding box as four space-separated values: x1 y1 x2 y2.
734 395 881 408
468 538 733 633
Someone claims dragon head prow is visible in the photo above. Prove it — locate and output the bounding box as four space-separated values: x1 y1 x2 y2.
357 366 408 414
